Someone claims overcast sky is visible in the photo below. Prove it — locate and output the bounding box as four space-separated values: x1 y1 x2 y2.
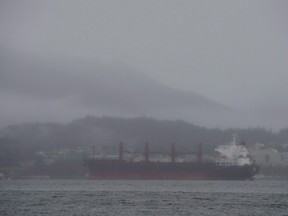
0 0 288 130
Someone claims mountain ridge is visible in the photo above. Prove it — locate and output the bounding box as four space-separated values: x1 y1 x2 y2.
0 55 241 128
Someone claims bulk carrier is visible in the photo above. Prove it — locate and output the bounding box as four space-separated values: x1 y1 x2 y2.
84 135 260 180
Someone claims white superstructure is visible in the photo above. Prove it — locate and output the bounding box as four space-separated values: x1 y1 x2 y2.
215 134 252 166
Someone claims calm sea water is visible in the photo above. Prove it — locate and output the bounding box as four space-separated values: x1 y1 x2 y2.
1 180 288 216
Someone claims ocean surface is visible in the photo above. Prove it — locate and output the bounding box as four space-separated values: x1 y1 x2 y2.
1 179 288 216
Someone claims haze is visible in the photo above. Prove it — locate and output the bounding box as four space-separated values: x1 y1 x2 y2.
0 0 288 130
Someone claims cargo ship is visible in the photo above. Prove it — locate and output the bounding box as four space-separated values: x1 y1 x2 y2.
84 135 260 180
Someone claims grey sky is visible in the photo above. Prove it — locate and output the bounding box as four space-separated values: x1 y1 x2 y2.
0 0 288 130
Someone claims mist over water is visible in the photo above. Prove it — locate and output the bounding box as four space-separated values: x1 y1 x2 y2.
0 1 288 130
1 2 288 216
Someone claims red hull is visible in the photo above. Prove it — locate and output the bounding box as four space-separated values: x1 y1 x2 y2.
84 160 260 180
88 171 210 180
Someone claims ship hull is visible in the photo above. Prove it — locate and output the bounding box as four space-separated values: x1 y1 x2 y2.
84 160 260 180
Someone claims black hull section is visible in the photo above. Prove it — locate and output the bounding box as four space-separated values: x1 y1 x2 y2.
84 160 260 180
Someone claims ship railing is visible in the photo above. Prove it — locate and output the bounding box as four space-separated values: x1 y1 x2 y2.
90 155 119 160
216 160 238 166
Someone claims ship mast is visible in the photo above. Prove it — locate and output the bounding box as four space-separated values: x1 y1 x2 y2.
198 143 202 164
144 142 149 162
171 143 176 163
119 142 124 161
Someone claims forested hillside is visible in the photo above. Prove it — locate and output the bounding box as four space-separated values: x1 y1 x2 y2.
1 116 287 155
